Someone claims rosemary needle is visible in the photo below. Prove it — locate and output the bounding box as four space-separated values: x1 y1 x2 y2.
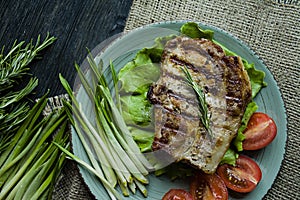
180 66 212 137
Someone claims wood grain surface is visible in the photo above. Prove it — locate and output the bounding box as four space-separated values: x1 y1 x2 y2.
0 0 133 99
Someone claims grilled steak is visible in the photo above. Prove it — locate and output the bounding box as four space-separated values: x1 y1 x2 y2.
148 36 252 174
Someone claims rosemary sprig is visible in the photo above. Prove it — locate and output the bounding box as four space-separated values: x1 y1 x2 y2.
0 34 56 91
0 34 56 146
180 66 212 137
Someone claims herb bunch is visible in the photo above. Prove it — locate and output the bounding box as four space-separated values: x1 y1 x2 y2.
0 35 70 199
0 93 70 200
0 34 56 152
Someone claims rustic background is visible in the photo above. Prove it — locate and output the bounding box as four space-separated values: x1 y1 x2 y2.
1 0 299 199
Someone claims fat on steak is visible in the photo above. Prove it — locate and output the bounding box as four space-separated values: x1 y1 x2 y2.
147 36 252 174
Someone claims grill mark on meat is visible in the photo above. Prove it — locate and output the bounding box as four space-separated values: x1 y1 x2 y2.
148 82 200 118
160 57 225 98
148 36 252 174
153 106 207 160
169 55 194 69
168 54 217 82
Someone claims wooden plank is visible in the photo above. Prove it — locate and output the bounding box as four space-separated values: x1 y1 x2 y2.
0 0 133 98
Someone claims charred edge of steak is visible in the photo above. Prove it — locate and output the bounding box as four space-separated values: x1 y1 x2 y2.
224 56 252 116
165 37 225 60
147 84 167 105
151 104 203 152
152 126 186 151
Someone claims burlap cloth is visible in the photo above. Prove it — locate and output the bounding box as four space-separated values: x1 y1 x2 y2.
53 0 299 199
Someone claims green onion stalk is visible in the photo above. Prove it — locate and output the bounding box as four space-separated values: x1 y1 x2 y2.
0 93 70 200
58 54 154 199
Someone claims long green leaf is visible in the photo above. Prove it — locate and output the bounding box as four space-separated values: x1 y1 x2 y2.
0 110 66 198
0 127 42 177
97 102 147 179
99 85 154 171
64 101 118 187
30 149 67 200
12 148 59 200
53 142 122 200
0 92 49 168
0 78 38 109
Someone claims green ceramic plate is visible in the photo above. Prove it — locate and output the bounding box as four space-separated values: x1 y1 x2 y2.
72 21 287 200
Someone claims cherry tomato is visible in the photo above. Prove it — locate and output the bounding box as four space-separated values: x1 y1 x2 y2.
242 112 277 150
162 189 193 200
217 155 262 193
190 172 228 200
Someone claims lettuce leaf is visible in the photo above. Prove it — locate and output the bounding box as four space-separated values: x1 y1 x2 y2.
180 22 214 40
118 35 176 92
128 126 154 153
121 93 153 126
219 148 239 166
154 162 195 180
233 101 258 151
118 35 175 126
243 60 267 98
119 61 160 94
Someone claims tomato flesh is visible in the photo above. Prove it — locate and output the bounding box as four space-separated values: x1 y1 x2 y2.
162 189 193 200
190 172 228 200
217 155 262 193
243 112 277 150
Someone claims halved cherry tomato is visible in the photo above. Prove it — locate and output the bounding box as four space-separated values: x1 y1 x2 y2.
242 112 277 150
190 172 228 200
217 155 262 193
162 189 193 200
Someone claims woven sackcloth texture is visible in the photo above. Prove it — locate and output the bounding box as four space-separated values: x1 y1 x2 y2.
52 160 95 200
124 0 300 199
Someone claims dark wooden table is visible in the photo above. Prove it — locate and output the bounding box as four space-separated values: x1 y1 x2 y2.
0 0 133 99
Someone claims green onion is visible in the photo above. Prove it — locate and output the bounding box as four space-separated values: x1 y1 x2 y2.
53 142 122 200
0 94 69 200
64 100 119 187
99 85 154 171
60 75 129 197
134 178 148 197
58 54 154 199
